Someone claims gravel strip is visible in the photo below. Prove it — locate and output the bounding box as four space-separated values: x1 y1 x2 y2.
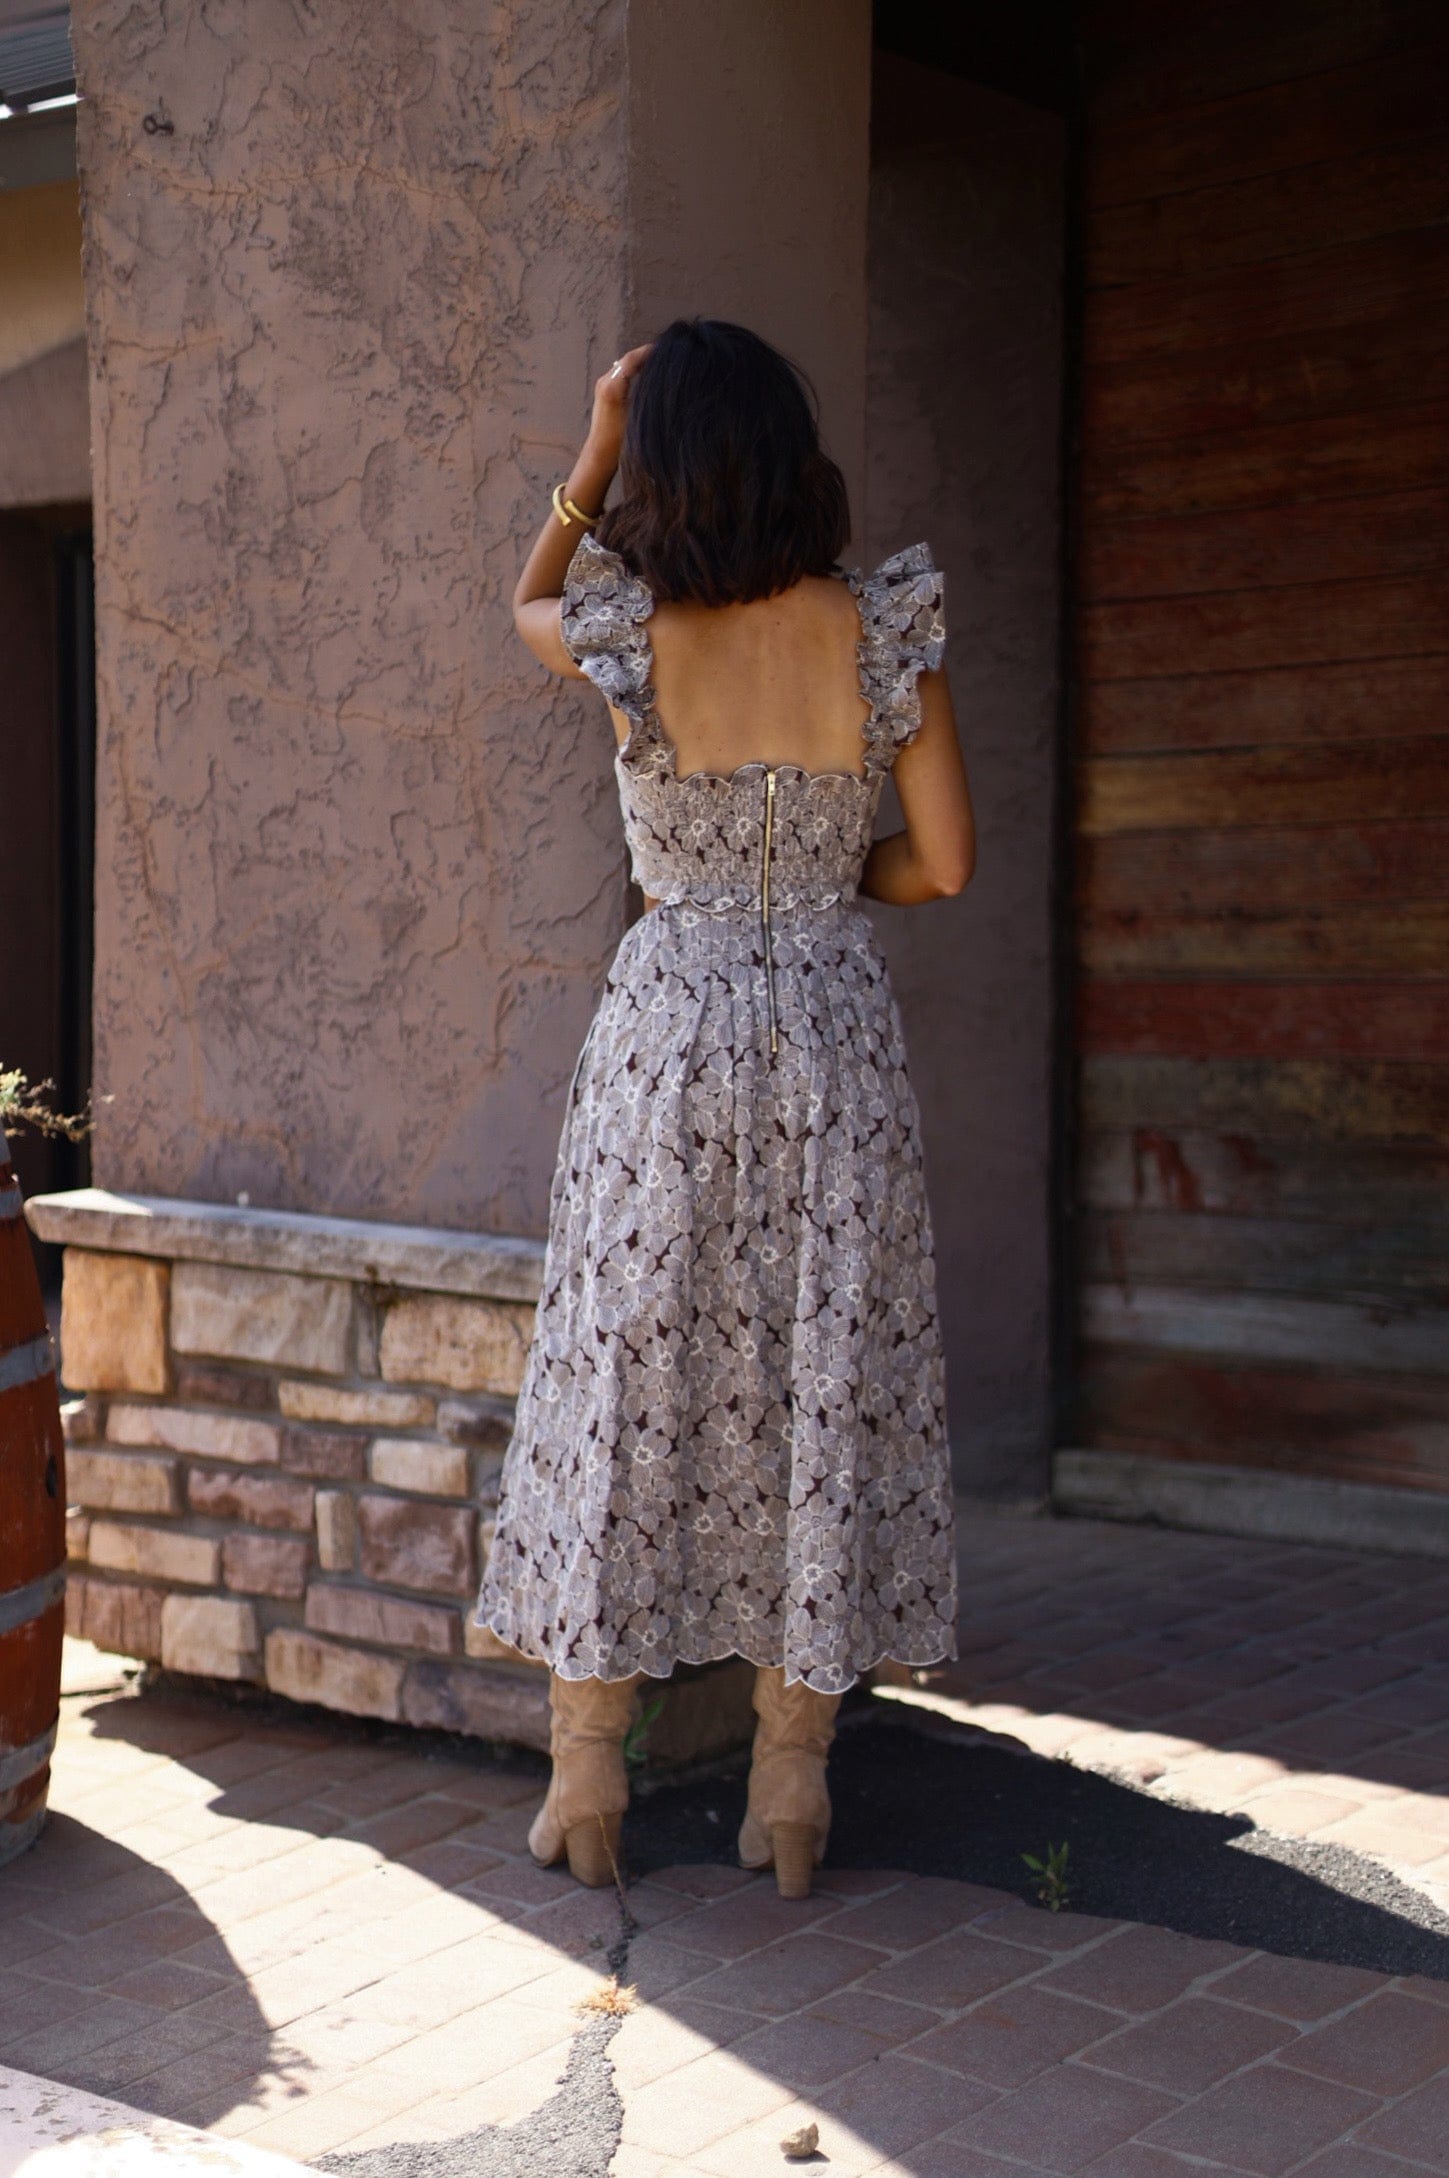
317 1927 633 2178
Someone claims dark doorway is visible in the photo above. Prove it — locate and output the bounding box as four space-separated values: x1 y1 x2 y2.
0 500 94 1286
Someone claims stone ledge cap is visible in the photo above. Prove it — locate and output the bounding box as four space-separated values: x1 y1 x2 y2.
25 1188 545 1304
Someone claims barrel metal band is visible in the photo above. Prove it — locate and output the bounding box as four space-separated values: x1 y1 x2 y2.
0 1807 48 1870
0 1721 58 1793
0 1181 22 1222
0 1564 67 1637
0 1334 55 1395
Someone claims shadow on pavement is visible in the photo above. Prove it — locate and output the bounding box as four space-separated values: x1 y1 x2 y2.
0 1807 281 2102
309 1699 1449 2178
1 1668 542 2133
7 1663 1447 2178
629 1703 1449 1980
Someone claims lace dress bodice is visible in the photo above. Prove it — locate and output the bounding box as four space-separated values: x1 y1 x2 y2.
559 534 946 912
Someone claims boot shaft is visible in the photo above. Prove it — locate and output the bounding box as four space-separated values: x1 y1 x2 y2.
548 1671 642 1760
745 1665 842 1834
750 1664 841 1763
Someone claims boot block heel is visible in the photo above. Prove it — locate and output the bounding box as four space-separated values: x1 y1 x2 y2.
565 1811 623 1889
770 1821 819 1900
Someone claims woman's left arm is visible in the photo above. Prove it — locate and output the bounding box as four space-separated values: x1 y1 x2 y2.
859 669 976 904
514 343 653 678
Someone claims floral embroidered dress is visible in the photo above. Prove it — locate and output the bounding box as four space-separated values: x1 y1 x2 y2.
473 534 958 1694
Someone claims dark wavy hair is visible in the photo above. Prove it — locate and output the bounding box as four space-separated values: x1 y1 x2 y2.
596 318 850 607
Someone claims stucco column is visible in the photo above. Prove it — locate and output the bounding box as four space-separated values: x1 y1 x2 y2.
69 0 871 1240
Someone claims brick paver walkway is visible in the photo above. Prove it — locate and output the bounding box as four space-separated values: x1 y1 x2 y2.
885 1514 1449 1922
1 1511 1446 2175
608 1869 1449 2176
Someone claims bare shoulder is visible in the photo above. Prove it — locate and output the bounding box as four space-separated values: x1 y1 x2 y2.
797 571 860 620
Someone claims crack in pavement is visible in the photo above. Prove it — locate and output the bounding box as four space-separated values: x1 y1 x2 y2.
316 1904 637 2178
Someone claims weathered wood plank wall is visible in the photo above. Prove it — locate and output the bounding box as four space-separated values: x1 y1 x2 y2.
1073 0 1449 1494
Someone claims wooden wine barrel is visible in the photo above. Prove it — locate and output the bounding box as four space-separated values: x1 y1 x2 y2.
0 1124 66 1867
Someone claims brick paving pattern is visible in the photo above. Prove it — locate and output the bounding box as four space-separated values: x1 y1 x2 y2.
0 1511 1444 2174
606 1872 1449 2176
885 1514 1449 1921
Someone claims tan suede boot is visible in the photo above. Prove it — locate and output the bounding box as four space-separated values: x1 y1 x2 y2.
529 1672 643 1888
737 1664 843 1899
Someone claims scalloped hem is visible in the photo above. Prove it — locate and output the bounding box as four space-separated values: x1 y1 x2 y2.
468 1608 958 1698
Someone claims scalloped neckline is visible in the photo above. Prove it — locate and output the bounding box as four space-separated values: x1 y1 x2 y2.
620 751 873 790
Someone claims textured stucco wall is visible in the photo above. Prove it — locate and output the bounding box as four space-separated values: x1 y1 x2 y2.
71 0 632 1234
71 0 875 1241
865 55 1065 1499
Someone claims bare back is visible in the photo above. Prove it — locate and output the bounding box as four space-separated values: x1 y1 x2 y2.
619 575 872 781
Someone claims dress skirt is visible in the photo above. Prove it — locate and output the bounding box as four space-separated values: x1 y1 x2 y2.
474 894 959 1696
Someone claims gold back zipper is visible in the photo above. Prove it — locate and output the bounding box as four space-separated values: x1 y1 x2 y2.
760 768 779 1057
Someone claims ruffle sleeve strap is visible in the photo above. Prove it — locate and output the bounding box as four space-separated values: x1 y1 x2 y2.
850 542 947 775
558 533 668 773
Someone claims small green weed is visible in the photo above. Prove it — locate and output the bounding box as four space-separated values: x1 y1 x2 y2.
1021 1839 1071 1911
623 1693 666 1775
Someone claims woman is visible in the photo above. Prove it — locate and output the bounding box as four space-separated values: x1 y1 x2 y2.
474 318 975 1899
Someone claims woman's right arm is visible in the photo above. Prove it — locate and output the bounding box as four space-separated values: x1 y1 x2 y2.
512 344 653 677
859 668 976 903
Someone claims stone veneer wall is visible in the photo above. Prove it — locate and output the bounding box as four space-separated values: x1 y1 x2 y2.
27 1188 752 1763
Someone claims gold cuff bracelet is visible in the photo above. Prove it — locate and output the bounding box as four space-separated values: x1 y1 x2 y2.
552 483 603 529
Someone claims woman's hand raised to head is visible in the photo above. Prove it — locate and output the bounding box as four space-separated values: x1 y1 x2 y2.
586 343 654 469
512 341 654 671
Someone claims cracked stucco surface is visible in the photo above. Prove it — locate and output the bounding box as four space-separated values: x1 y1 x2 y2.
71 0 631 1234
